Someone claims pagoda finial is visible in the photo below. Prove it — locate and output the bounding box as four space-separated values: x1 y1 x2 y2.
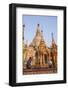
52 33 54 42
41 30 43 36
37 24 40 27
41 30 44 41
23 24 25 28
22 24 25 40
36 24 40 34
51 32 56 45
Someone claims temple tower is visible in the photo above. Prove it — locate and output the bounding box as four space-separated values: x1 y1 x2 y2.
51 33 57 67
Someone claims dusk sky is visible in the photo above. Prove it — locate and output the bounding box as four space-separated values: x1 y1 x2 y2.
22 15 57 47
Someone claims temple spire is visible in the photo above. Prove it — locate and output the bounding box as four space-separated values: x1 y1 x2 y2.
36 24 41 36
37 24 40 30
52 33 54 43
23 24 25 40
51 32 56 48
41 30 43 40
22 24 25 47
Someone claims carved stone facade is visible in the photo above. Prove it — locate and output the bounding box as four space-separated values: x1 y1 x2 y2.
23 24 57 68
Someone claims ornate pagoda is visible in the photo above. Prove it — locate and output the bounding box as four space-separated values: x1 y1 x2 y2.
23 24 57 68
